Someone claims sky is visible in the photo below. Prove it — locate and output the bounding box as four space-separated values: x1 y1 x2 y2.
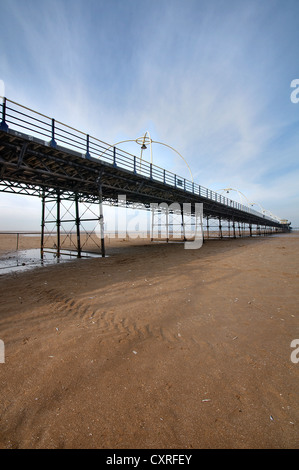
0 0 299 230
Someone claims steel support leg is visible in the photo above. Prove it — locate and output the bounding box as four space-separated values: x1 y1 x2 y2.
99 184 105 257
41 192 45 258
232 219 236 239
166 208 169 242
75 194 81 258
181 205 186 241
57 191 61 257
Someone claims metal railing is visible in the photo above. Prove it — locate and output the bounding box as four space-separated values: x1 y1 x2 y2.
0 97 278 223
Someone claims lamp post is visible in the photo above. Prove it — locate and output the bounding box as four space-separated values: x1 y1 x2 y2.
216 188 282 222
99 132 194 182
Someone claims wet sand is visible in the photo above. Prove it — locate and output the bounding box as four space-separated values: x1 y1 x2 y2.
0 233 298 449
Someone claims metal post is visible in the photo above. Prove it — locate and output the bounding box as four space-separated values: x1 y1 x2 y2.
151 206 154 242
166 207 169 242
158 210 161 239
219 217 223 239
249 224 252 237
85 134 90 158
181 205 186 241
75 194 81 258
99 184 105 257
56 191 61 257
50 119 57 148
169 210 173 240
232 219 236 239
41 192 45 258
206 215 209 239
0 98 8 131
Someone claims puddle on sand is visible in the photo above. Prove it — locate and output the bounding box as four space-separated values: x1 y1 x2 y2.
0 249 102 275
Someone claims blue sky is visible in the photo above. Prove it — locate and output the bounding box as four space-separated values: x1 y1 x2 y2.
0 0 299 229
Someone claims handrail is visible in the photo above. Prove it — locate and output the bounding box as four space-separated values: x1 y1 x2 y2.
0 96 280 224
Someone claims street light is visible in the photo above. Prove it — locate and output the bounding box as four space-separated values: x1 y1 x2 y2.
217 188 282 222
99 131 194 182
216 187 252 207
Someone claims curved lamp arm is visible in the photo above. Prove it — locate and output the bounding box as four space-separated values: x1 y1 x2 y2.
98 134 194 182
216 187 252 207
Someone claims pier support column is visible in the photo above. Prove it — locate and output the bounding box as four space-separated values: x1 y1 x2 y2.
206 215 209 239
219 217 223 239
232 218 236 239
181 205 186 242
40 190 104 258
41 191 46 258
56 191 61 258
166 207 169 242
98 184 105 257
75 194 81 258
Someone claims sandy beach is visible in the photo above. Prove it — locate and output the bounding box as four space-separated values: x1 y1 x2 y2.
0 232 298 449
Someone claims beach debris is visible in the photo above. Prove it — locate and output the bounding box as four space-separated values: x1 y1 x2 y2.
132 350 137 355
233 336 238 340
270 415 274 421
202 399 211 402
